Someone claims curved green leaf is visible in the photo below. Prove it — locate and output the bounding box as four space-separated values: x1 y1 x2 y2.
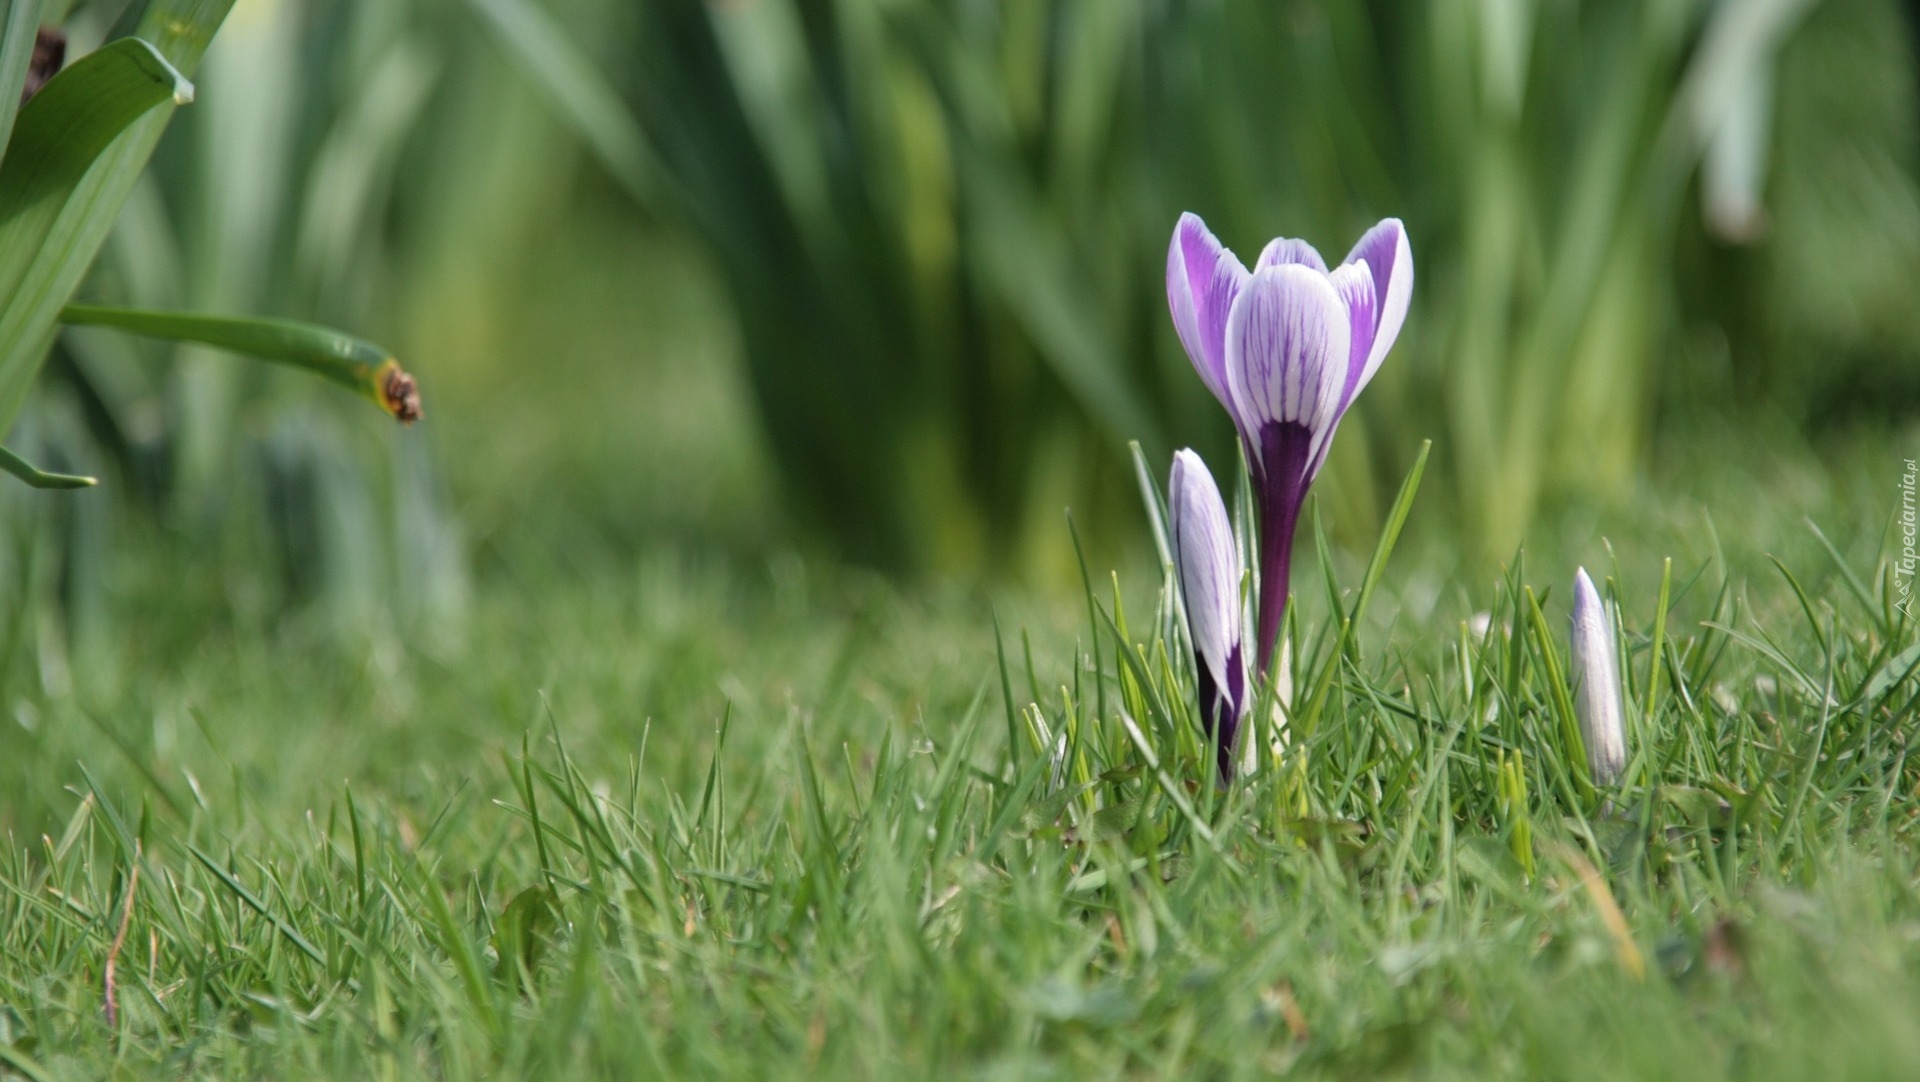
0 37 190 251
0 35 195 436
0 0 233 443
0 0 47 164
0 442 95 488
60 304 421 423
0 37 188 290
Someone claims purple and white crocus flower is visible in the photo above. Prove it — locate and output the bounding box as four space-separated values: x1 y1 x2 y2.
1167 212 1412 675
1169 449 1248 781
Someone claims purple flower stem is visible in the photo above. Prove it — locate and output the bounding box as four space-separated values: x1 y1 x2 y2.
1253 421 1314 676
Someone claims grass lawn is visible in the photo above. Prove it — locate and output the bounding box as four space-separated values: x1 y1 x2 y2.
3 221 1918 1077
5 2 1920 1077
2 417 1916 1079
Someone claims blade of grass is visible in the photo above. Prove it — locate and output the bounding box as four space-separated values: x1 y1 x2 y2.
1349 440 1430 632
1129 440 1173 570
1116 711 1231 864
418 869 501 1038
1523 585 1596 809
0 1042 51 1082
1804 517 1880 629
185 844 325 966
1067 512 1109 730
1644 557 1672 724
994 612 1024 770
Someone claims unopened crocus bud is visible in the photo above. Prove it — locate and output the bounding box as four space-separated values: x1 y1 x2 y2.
1570 568 1626 785
1170 449 1248 781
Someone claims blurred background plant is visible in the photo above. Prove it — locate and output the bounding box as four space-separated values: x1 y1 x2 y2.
5 0 1919 687
38 0 475 657
4 0 517 701
477 0 1920 573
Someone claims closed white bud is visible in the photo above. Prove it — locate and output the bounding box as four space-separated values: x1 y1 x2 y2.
1571 568 1626 785
1170 450 1248 780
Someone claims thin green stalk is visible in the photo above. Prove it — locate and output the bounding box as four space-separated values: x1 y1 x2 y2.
60 304 421 422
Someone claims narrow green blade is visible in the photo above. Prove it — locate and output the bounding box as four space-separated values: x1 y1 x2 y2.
0 38 189 217
60 304 421 422
0 442 94 488
1349 440 1432 630
0 0 236 441
0 0 46 164
0 36 194 435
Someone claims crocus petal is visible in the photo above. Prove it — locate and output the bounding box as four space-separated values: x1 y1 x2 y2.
1254 236 1328 274
1221 264 1353 474
1169 449 1243 705
1340 218 1412 395
1570 568 1626 785
1167 213 1250 412
1327 260 1378 416
1295 261 1381 479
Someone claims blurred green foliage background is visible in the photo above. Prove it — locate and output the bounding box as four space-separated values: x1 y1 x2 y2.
7 0 1920 651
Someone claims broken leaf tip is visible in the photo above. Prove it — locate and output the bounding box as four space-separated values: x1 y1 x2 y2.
380 362 423 424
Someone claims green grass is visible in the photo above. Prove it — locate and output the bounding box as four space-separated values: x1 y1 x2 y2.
4 169 1917 1082
1 415 1917 1078
6 4 1919 1076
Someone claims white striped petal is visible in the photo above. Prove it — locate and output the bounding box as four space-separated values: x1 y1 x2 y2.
1339 218 1412 398
1221 264 1352 474
1167 213 1250 413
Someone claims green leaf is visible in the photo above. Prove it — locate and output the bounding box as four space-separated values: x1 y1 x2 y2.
59 304 421 422
0 38 190 214
1087 796 1142 843
490 885 559 994
105 0 233 72
0 0 235 442
420 874 502 1037
0 1040 51 1082
0 442 94 488
1862 642 1920 707
1349 440 1431 632
0 35 195 437
0 0 45 165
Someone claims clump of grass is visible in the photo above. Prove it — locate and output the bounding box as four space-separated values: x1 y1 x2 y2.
0 477 1916 1076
